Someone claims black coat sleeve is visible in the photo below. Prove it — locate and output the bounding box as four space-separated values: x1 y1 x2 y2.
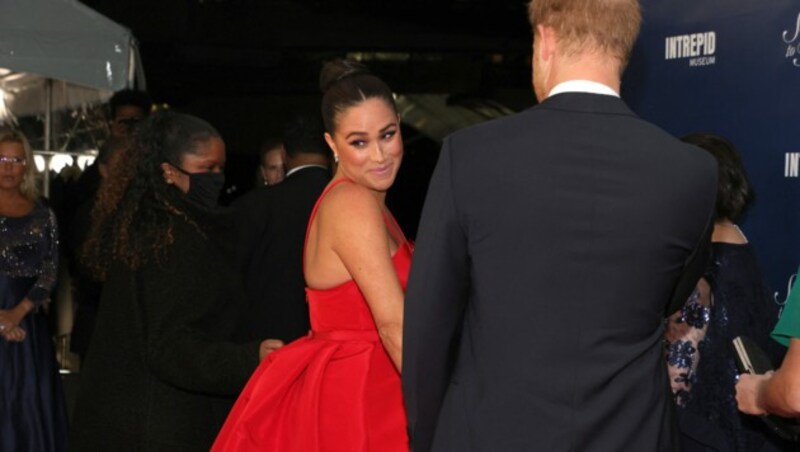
665 200 715 316
402 139 470 452
138 223 260 396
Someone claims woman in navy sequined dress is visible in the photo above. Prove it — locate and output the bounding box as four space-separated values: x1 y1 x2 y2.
0 129 68 452
664 134 788 451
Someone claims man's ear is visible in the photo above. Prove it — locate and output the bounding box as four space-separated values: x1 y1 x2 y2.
537 24 557 63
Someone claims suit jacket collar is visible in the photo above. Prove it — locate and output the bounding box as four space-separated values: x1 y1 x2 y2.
536 92 637 117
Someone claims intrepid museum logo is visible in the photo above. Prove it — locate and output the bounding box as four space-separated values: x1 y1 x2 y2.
664 31 716 67
783 12 800 67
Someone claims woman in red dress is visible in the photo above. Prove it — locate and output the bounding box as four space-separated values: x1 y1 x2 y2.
213 59 410 451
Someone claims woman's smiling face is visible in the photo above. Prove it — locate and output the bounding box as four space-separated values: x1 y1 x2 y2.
325 97 403 193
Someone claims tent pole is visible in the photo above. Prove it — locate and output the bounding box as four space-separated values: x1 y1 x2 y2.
44 78 52 198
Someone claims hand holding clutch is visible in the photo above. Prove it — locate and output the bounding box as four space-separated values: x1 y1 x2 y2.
736 371 775 415
732 336 800 441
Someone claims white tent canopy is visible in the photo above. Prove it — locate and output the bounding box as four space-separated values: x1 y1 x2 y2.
0 0 145 118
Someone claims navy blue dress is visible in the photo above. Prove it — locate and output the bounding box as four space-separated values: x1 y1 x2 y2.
0 202 68 452
665 242 790 451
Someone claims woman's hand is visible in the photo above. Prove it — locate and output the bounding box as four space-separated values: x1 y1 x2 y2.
735 371 773 415
0 309 19 332
0 310 12 332
735 339 800 417
0 298 34 332
259 339 285 361
1 325 27 342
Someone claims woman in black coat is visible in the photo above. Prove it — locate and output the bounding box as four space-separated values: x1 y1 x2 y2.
69 112 282 451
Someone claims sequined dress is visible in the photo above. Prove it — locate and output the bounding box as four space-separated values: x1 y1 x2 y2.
665 242 787 451
0 201 68 452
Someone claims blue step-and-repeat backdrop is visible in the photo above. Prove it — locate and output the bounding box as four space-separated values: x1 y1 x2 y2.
623 0 800 308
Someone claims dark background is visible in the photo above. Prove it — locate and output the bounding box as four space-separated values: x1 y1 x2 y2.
82 0 537 235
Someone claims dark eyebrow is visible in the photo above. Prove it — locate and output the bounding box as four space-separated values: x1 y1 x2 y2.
344 122 397 140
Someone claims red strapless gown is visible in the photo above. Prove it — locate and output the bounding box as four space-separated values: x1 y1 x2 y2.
213 179 411 452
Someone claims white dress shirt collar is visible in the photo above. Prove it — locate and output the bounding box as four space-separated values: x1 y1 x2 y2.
548 80 620 98
285 164 328 178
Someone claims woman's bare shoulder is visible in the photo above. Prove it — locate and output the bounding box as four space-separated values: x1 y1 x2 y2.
711 223 748 245
314 182 387 254
318 182 383 223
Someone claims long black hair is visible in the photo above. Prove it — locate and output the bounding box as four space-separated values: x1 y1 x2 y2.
83 111 220 278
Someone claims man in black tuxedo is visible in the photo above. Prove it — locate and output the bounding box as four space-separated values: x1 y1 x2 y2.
402 0 718 450
234 114 331 343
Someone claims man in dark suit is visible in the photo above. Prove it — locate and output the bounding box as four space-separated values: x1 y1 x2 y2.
234 114 331 343
402 0 718 450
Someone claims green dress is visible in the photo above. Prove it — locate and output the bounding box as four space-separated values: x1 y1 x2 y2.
772 267 800 346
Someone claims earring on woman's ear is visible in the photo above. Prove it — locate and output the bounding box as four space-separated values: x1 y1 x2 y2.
334 154 339 163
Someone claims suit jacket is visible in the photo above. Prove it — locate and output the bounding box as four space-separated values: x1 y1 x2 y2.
234 166 330 343
402 92 717 452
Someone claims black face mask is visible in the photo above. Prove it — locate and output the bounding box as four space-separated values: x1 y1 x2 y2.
173 165 225 209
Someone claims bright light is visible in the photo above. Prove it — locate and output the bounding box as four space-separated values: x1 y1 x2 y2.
34 155 46 172
0 87 17 126
76 155 96 170
33 152 97 173
49 154 73 173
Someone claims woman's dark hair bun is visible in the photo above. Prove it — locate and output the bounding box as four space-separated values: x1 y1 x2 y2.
319 59 370 93
319 58 396 133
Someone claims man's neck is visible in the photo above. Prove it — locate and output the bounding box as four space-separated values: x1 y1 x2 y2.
548 55 621 95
